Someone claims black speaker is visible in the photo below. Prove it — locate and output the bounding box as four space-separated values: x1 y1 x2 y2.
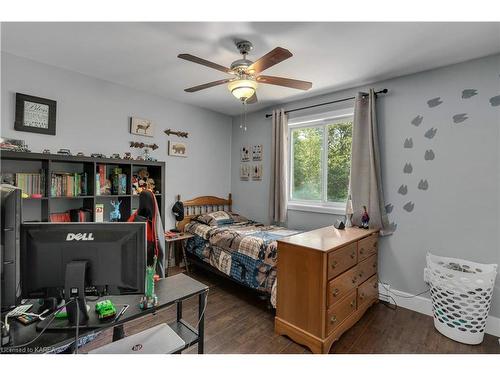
1 184 22 311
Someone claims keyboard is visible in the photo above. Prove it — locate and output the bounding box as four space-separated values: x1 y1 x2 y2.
7 304 33 317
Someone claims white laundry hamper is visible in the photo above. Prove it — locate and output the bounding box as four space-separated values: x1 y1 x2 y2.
424 252 497 345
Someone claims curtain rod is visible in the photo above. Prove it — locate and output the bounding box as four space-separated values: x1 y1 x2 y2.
264 88 388 118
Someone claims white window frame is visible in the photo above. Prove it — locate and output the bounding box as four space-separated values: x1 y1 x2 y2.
288 108 354 215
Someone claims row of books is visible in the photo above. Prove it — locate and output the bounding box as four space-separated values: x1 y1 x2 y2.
51 172 88 197
96 164 127 195
15 172 45 197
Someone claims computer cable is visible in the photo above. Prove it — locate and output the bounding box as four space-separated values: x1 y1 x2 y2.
74 299 80 354
378 279 430 298
5 299 73 351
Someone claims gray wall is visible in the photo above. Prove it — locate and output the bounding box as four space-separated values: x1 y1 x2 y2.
1 52 233 229
231 54 500 317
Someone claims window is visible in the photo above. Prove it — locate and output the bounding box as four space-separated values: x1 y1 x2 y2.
288 109 353 214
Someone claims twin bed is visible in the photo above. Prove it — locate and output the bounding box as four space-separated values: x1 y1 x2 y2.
176 194 300 307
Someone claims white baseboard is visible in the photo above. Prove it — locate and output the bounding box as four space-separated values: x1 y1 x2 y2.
378 283 500 339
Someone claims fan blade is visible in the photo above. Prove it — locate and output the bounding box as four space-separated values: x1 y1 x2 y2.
257 75 312 90
178 54 232 74
246 93 258 104
184 79 231 93
247 47 293 74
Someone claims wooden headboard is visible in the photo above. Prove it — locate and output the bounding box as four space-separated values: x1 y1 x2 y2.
176 193 232 231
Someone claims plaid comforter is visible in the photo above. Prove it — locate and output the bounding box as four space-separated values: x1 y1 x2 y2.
185 221 300 307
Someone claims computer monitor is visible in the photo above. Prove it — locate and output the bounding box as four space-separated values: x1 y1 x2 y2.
21 222 146 328
1 184 22 311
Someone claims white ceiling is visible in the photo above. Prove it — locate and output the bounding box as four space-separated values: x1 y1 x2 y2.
2 22 500 116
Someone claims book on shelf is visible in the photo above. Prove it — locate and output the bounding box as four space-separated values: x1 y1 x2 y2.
14 170 45 197
95 203 104 222
50 172 88 197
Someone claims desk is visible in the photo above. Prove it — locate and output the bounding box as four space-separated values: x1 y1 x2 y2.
1 273 208 354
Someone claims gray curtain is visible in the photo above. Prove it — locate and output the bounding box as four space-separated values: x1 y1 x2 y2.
349 89 391 235
269 109 288 224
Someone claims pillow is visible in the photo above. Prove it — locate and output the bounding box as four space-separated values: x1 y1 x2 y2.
194 211 234 226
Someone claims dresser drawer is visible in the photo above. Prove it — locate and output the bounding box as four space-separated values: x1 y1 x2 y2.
327 266 358 307
326 290 357 335
357 253 377 284
327 242 357 280
357 274 379 307
358 234 378 261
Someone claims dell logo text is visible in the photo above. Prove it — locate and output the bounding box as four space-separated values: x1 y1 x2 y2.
66 233 95 241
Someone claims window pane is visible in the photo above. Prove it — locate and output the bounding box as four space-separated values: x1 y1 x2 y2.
327 120 352 202
291 127 323 201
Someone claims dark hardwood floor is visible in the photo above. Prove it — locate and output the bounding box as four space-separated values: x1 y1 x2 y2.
81 267 500 354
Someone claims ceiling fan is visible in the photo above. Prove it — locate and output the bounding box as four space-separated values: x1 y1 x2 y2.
178 40 312 104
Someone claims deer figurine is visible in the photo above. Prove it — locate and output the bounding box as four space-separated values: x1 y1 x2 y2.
109 200 122 222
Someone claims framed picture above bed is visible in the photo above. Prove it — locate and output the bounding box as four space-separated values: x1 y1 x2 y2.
252 164 263 180
240 164 251 180
240 145 250 162
252 144 262 161
14 93 57 135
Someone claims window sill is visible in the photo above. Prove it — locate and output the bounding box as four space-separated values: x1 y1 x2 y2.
287 202 346 216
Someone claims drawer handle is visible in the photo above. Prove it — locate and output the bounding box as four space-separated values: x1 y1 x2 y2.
351 276 357 284
360 292 365 299
372 262 377 268
360 248 364 255
374 241 378 248
350 251 356 259
333 288 340 296
350 300 355 308
330 315 337 324
373 283 378 289
331 260 337 268
359 271 364 278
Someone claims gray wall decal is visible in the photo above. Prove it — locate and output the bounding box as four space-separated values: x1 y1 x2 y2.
427 97 443 108
411 115 423 126
418 179 429 190
424 149 435 160
398 184 408 195
403 202 415 212
452 113 468 123
403 163 413 174
490 95 500 107
404 137 413 148
424 128 437 139
462 89 478 99
385 203 394 213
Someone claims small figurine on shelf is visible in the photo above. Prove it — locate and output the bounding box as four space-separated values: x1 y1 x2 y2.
109 200 122 222
360 205 370 229
123 152 132 160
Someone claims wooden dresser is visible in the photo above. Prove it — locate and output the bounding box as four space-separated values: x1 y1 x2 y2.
275 226 379 354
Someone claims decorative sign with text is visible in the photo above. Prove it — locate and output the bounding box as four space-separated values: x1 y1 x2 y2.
15 93 57 135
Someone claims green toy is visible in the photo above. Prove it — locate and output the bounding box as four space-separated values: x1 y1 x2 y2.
95 300 117 320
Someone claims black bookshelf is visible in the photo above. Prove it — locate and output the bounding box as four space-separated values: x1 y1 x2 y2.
0 150 165 225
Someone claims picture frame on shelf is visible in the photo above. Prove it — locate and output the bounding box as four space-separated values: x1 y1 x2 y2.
130 117 154 137
168 140 187 157
15 93 57 135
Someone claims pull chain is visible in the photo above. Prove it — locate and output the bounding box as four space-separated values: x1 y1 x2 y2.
243 100 247 131
240 102 244 129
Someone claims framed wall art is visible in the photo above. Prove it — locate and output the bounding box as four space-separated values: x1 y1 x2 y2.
252 164 263 181
130 117 154 137
168 140 188 157
14 93 57 135
252 144 262 161
240 145 250 162
240 164 251 180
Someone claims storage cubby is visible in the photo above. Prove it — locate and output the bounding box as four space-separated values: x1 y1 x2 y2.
0 151 165 224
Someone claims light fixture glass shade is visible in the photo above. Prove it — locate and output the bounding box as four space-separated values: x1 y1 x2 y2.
228 79 257 101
